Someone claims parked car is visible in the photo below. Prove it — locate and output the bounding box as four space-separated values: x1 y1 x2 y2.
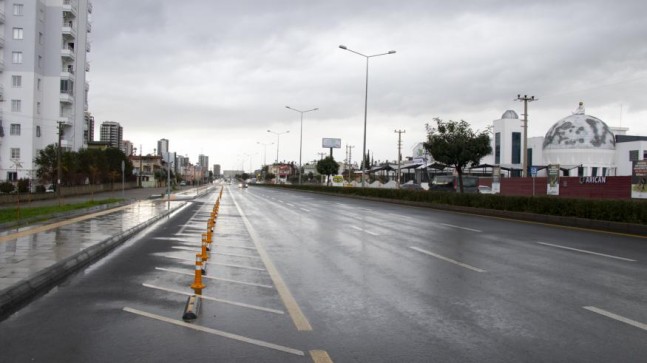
477 185 494 194
180 181 186 186
429 176 479 193
400 183 424 191
46 184 55 193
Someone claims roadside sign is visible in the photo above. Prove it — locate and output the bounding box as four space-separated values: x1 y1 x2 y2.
530 166 537 177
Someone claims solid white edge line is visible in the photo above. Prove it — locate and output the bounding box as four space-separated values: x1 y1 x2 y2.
300 208 311 212
441 223 482 233
583 306 647 331
142 283 284 314
537 242 637 262
350 225 378 236
122 307 303 356
410 246 486 273
155 267 274 288
350 225 362 231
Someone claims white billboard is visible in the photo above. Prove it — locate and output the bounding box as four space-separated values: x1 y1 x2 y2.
322 138 341 148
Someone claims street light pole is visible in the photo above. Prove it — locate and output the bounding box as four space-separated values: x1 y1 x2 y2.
339 45 396 187
286 106 318 185
267 129 290 164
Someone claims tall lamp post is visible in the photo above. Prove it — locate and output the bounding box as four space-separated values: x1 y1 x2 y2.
267 129 290 164
286 106 318 185
339 45 396 187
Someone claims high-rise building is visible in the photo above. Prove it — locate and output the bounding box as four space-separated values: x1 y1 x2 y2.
84 112 94 143
0 0 93 181
157 138 169 157
100 121 123 149
213 164 221 177
198 154 209 179
123 140 134 156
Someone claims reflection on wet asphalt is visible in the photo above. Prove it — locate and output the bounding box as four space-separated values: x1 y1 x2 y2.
0 200 183 290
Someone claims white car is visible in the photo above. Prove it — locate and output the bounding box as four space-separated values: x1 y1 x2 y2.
477 185 494 194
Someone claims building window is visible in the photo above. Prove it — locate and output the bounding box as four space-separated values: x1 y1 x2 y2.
37 79 42 91
12 75 22 88
494 132 501 164
13 4 24 16
11 100 22 112
37 102 41 114
578 166 584 177
39 32 43 45
591 167 598 177
527 148 533 170
38 55 42 68
10 124 21 136
39 8 45 21
10 148 21 160
36 126 41 137
13 28 24 40
7 172 18 182
511 132 521 164
630 150 639 161
12 52 23 64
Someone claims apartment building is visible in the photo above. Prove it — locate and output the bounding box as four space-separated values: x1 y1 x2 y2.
99 120 122 149
0 0 92 181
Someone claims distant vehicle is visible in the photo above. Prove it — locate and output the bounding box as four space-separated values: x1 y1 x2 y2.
477 185 494 194
400 183 424 191
238 182 248 188
180 181 186 186
46 184 55 193
429 175 479 193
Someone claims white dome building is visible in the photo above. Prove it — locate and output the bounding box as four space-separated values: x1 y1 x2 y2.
542 103 616 176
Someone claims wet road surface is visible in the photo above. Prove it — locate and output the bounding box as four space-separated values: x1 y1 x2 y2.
0 185 645 362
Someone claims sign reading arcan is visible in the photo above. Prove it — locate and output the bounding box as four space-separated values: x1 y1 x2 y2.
579 176 607 184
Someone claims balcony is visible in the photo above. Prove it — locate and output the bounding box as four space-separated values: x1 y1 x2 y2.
86 41 91 52
0 10 5 24
61 67 74 79
60 90 74 104
0 35 4 48
85 62 90 72
88 1 93 13
87 21 92 33
62 22 77 39
58 114 74 126
62 0 78 17
61 46 75 61
0 60 5 72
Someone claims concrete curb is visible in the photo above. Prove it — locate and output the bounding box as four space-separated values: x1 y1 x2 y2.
0 202 187 320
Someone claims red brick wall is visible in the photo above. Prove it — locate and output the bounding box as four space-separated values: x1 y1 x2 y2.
495 176 632 199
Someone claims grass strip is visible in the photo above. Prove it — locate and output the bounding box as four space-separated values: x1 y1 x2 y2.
0 199 123 224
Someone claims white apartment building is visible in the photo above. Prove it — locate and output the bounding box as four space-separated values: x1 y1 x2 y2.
0 0 92 181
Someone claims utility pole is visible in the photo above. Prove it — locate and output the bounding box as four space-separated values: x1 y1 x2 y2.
57 121 64 206
317 152 326 160
515 94 537 178
345 145 355 183
394 129 405 188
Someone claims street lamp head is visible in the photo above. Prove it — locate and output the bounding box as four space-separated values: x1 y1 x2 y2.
339 45 347 50
267 130 271 133
388 50 396 54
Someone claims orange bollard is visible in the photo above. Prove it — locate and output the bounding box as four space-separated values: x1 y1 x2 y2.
201 237 209 261
190 254 205 295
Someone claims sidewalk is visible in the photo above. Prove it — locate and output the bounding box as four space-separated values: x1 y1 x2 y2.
0 185 214 320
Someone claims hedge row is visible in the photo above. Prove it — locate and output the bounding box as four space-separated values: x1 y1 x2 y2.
257 184 647 225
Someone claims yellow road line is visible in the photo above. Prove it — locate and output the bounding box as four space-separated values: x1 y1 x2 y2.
230 189 313 331
310 350 333 363
0 204 132 244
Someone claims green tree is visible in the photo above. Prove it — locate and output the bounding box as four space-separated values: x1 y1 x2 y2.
33 144 58 184
316 156 339 186
423 118 492 193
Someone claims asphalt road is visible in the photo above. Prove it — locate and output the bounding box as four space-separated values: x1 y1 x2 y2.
0 185 645 362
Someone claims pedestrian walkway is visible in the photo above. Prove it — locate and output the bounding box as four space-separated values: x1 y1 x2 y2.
0 185 215 320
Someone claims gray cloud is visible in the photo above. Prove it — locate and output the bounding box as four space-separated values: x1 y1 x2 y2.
88 0 647 167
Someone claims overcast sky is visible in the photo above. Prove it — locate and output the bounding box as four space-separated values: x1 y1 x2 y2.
88 0 647 171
